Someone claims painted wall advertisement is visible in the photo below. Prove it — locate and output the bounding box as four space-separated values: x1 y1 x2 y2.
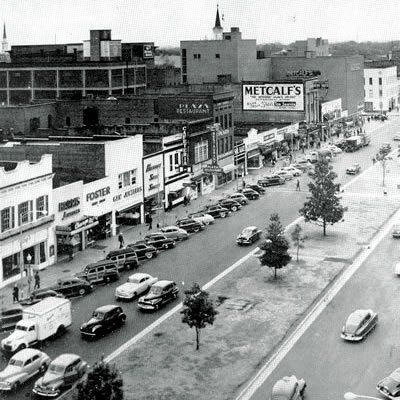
158 97 213 120
242 83 304 111
143 154 164 198
321 98 342 118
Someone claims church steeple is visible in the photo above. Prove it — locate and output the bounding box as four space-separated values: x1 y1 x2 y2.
2 23 8 52
213 5 223 40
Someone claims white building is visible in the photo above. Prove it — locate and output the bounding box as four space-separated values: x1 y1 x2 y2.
0 154 55 288
364 65 399 112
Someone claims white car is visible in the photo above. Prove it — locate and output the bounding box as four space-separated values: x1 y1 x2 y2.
275 170 294 181
393 224 400 238
0 348 51 392
187 212 215 226
115 272 158 301
281 166 302 176
327 144 343 154
159 226 189 241
393 134 400 141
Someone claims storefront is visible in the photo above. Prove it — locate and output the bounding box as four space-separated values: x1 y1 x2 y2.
143 153 165 216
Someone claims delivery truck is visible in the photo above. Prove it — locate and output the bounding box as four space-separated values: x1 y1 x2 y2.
344 136 363 152
0 297 72 354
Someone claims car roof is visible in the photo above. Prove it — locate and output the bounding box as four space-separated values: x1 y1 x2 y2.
52 353 80 366
152 280 174 288
348 309 371 323
161 226 178 230
1 303 23 313
128 272 151 280
271 375 297 398
11 348 44 360
243 226 258 231
95 304 120 313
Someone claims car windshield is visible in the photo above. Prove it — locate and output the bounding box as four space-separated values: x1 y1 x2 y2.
9 359 23 367
48 363 65 374
149 286 163 295
242 228 254 236
345 313 363 331
15 325 28 331
92 311 105 319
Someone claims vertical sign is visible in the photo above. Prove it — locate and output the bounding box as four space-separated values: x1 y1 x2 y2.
212 128 218 166
182 126 188 167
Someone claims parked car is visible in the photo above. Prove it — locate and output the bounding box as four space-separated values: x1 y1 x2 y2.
281 166 302 176
126 242 158 260
275 170 294 181
327 144 343 154
270 375 306 400
292 161 313 172
380 142 392 155
187 211 215 226
204 204 231 218
240 188 260 200
229 192 249 205
341 309 378 341
143 233 176 250
393 134 400 141
377 368 400 399
236 226 262 245
0 348 51 392
33 353 87 398
247 184 266 194
0 304 23 332
176 218 204 233
138 280 179 311
75 259 120 284
394 261 400 276
346 163 361 175
20 289 64 306
218 199 242 212
115 273 158 301
49 277 93 297
80 305 126 339
105 248 140 270
257 175 285 187
392 224 400 238
159 226 189 241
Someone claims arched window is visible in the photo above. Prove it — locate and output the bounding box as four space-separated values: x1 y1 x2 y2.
66 116 71 126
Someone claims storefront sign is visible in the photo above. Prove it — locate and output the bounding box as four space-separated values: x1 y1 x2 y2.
212 128 218 165
242 82 304 111
158 97 213 120
149 183 160 191
58 197 80 212
182 126 188 167
321 98 342 115
143 44 153 59
203 165 224 174
286 69 321 77
71 216 97 232
234 143 245 156
262 132 275 143
86 186 110 202
113 186 143 202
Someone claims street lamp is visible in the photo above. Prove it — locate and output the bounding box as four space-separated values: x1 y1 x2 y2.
26 253 32 295
344 392 381 400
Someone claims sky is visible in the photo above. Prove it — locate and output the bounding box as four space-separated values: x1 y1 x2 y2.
2 0 400 48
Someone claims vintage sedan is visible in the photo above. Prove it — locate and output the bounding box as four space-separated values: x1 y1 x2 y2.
203 204 230 219
393 134 400 141
115 273 158 301
270 375 306 400
281 166 302 176
138 280 179 311
126 242 158 260
143 233 176 250
392 224 400 238
218 199 242 212
229 192 249 205
0 348 51 392
20 289 65 306
341 309 378 341
247 184 266 194
275 170 295 181
49 277 93 297
346 163 361 175
80 305 126 339
377 368 400 399
236 226 262 245
327 144 343 154
292 160 313 172
187 211 214 226
33 353 87 398
176 218 204 233
257 175 285 187
240 188 260 200
159 226 189 241
0 304 23 332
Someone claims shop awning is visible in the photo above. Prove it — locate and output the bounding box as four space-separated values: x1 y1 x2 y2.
56 216 99 236
222 164 237 174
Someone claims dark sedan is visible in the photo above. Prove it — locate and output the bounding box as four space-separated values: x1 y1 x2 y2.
240 188 260 200
341 309 378 341
126 242 159 260
204 204 230 218
143 233 176 250
247 184 265 194
218 199 242 212
20 289 65 305
236 226 262 245
49 277 93 297
176 218 204 233
257 175 285 187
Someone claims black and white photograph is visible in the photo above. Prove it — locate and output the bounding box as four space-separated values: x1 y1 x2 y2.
0 0 400 399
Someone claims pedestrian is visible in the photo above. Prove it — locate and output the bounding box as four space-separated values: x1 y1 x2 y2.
372 157 376 165
118 232 124 249
68 244 74 261
242 180 246 189
183 196 188 206
296 179 301 191
148 214 153 230
34 271 40 289
12 284 19 303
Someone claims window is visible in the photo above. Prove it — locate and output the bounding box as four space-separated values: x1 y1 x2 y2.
379 77 382 85
369 77 373 85
40 242 46 263
169 154 173 172
174 153 179 166
118 173 123 189
65 116 71 126
369 89 373 97
123 172 130 187
193 54 201 59
130 169 137 185
18 201 33 225
229 113 232 127
194 140 208 163
36 195 48 216
1 206 14 232
224 114 228 129
379 90 383 97
215 54 220 59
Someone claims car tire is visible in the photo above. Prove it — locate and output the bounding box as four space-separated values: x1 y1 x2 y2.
221 213 227 218
39 362 48 374
17 343 26 352
193 227 200 233
232 206 237 212
145 252 153 259
104 276 111 284
78 288 86 296
12 381 20 393
163 243 169 250
56 325 66 337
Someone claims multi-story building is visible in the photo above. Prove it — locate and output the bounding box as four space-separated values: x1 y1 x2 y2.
286 38 330 58
364 64 399 112
0 154 55 288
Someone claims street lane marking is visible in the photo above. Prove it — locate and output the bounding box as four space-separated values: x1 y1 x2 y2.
235 207 400 400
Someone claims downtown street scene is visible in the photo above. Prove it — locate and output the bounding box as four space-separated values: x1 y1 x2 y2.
2 1 400 399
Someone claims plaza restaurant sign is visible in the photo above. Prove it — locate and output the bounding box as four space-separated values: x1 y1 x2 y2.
242 83 304 111
158 97 213 120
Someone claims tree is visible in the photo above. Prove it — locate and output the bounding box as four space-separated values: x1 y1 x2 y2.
181 283 218 351
258 213 292 279
77 357 123 400
299 159 344 236
291 224 305 262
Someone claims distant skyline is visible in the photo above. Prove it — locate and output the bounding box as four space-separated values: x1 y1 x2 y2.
2 0 400 48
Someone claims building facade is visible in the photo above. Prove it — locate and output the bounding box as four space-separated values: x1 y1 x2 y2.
0 155 56 288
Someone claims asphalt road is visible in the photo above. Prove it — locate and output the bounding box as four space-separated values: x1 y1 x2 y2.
1 117 399 399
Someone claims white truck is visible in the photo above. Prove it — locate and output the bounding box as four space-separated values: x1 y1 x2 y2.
0 297 72 354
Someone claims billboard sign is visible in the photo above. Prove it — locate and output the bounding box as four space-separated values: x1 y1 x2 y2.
143 45 154 59
158 97 213 120
242 83 304 111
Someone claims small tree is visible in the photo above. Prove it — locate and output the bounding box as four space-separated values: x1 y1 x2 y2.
77 357 123 400
291 224 305 262
181 283 218 351
259 213 292 279
299 159 345 236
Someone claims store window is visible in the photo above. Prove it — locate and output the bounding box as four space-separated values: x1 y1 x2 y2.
40 242 46 263
2 253 20 279
169 154 173 172
123 171 130 187
36 195 48 216
194 140 208 163
131 169 137 185
118 173 123 189
18 200 33 225
1 206 15 232
229 113 232 127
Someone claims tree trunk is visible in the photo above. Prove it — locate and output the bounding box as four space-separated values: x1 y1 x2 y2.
296 244 299 262
195 327 200 350
274 267 277 279
323 218 326 236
